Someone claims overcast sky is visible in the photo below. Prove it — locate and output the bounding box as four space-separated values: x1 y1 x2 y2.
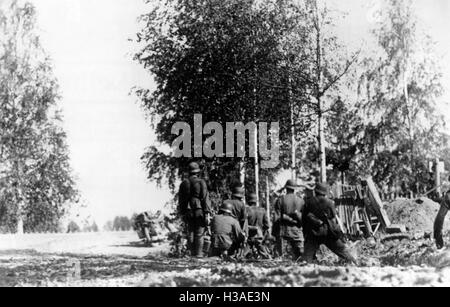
27 0 450 226
29 0 171 226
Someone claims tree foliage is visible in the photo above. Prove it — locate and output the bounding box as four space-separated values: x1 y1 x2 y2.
134 0 449 198
134 0 317 196
67 221 81 233
0 1 78 233
357 0 446 191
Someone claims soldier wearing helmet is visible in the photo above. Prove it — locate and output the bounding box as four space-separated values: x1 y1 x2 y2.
210 202 245 258
223 186 248 230
246 193 271 259
302 183 357 264
178 162 212 258
274 179 304 259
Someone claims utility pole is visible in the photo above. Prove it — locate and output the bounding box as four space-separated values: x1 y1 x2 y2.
266 175 271 232
436 158 442 197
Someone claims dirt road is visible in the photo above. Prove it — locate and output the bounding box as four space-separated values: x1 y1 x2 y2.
0 232 164 258
1 232 450 287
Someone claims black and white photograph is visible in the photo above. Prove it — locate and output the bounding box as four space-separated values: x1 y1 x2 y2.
1 0 450 290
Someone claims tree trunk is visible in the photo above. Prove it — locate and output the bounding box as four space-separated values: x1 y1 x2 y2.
318 98 327 183
17 218 24 234
14 160 24 234
17 200 24 235
254 127 260 206
240 160 246 206
289 73 296 180
313 0 327 183
266 175 271 232
403 37 415 179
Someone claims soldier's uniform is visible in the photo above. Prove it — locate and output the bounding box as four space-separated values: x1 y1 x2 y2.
434 190 450 249
211 203 245 257
224 186 247 230
246 193 271 259
275 180 304 259
178 162 211 257
302 183 356 264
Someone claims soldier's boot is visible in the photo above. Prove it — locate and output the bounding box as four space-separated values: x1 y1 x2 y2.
436 235 445 250
303 238 320 263
194 235 205 258
292 240 304 260
186 230 195 256
220 250 229 260
434 205 448 250
143 227 153 246
326 239 357 265
203 236 211 257
258 244 272 260
275 238 284 258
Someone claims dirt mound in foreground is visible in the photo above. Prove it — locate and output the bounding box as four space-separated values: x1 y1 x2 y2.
384 198 440 233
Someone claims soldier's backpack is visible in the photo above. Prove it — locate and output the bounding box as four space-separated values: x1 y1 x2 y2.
307 197 343 240
323 212 343 240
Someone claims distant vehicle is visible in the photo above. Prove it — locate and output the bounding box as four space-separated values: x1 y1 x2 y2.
134 211 172 246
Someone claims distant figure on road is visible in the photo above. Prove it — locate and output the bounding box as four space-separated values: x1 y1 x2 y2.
135 212 157 246
211 202 245 258
302 183 357 264
135 211 173 246
178 162 212 258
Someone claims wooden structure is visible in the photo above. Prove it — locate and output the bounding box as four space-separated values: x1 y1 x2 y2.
334 177 395 238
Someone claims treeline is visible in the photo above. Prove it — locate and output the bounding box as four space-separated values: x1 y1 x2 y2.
134 0 449 202
103 215 135 232
67 221 99 233
67 215 135 233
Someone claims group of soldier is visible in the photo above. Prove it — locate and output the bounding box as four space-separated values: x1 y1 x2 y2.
179 162 357 264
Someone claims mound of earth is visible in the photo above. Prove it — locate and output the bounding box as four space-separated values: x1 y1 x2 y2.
384 198 440 233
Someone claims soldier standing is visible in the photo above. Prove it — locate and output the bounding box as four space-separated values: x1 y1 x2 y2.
434 189 450 249
274 180 304 260
246 193 271 259
211 202 246 258
302 183 357 264
178 162 212 258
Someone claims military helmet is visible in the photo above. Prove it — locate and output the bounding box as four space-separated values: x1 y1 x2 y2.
284 179 299 190
315 183 330 196
232 186 245 199
248 193 258 205
219 202 234 215
188 162 201 174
